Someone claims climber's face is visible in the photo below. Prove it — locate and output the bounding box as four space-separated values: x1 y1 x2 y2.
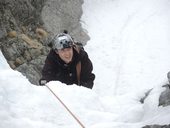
56 47 73 64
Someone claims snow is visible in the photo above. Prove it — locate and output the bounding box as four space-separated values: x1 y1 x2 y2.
0 0 170 127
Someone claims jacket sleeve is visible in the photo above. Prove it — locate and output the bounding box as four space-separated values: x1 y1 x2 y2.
40 54 57 85
80 51 95 89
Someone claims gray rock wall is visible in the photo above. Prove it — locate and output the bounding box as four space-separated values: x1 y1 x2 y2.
0 0 89 85
41 0 88 43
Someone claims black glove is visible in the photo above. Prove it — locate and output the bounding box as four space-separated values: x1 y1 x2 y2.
39 79 47 86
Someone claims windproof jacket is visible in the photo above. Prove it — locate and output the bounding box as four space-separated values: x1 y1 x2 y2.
40 48 95 89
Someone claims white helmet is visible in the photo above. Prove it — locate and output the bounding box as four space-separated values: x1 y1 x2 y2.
52 33 74 50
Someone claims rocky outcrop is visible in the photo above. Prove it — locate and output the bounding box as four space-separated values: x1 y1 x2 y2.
159 84 170 107
142 124 170 128
140 72 170 128
0 0 89 85
158 72 170 107
41 0 88 43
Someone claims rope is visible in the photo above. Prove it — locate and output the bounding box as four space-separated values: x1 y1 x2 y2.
46 85 85 128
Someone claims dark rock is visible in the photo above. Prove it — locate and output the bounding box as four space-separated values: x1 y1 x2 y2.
140 89 153 104
159 84 170 107
158 71 170 107
142 124 170 128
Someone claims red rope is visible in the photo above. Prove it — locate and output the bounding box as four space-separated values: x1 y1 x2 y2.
46 85 85 128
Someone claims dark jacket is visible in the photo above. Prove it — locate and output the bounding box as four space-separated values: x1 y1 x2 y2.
40 48 95 89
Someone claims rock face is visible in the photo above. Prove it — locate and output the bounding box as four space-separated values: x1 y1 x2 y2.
42 0 88 43
142 124 170 128
0 0 89 85
159 84 170 107
158 72 170 107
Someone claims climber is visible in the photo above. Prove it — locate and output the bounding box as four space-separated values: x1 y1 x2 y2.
39 31 95 89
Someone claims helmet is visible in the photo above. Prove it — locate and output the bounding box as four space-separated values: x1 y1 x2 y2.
52 33 74 50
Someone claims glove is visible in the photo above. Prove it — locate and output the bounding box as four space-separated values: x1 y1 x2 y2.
39 79 47 86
